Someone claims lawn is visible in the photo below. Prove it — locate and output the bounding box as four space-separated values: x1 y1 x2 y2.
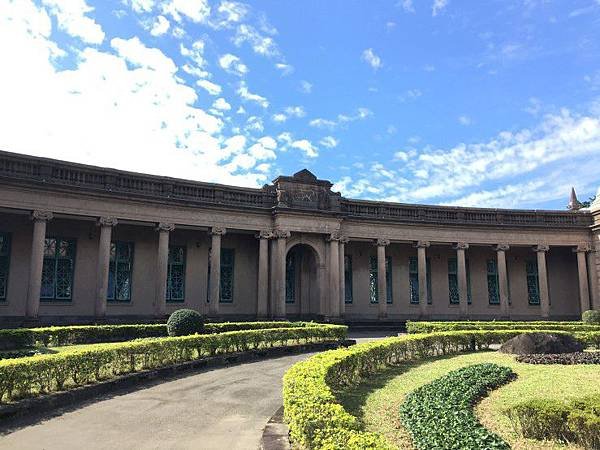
336 351 600 450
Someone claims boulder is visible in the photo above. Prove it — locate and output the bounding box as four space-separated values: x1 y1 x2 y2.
499 332 583 355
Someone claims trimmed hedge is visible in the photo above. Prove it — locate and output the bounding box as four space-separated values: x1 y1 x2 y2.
400 363 514 450
0 321 320 350
0 324 346 403
516 352 600 365
507 396 600 449
406 321 600 334
583 310 600 324
283 330 538 450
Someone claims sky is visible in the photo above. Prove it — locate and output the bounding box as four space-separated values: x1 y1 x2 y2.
1 0 600 210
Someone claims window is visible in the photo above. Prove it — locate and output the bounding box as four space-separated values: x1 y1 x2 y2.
285 252 296 304
108 242 133 302
0 233 10 301
526 259 540 305
166 246 186 303
220 248 234 303
344 255 353 304
448 258 473 305
369 256 392 304
487 259 500 305
409 256 432 304
41 238 76 301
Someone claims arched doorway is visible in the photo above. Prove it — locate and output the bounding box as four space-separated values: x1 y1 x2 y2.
285 244 321 318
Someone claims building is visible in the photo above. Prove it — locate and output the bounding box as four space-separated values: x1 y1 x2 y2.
0 150 598 325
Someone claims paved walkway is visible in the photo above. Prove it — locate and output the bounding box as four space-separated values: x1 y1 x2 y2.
0 332 396 450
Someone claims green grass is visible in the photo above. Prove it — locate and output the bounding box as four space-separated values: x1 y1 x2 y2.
336 351 600 450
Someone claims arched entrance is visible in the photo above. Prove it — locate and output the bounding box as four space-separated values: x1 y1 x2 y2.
285 244 321 318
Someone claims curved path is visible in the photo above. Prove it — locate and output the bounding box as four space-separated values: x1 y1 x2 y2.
0 353 314 450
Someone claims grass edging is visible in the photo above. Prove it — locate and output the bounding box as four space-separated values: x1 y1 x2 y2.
400 363 515 450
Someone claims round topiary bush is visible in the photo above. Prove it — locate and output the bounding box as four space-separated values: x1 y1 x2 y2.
166 309 204 336
582 310 600 324
500 332 583 355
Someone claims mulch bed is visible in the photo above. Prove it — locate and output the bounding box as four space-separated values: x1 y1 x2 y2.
515 352 600 365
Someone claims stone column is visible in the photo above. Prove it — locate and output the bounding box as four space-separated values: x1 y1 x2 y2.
327 232 341 319
339 237 349 317
534 244 551 318
587 248 599 310
95 217 117 318
453 242 469 317
574 244 591 314
154 223 174 317
26 210 53 319
376 238 390 319
271 230 290 319
415 240 430 316
208 227 226 316
494 244 510 317
256 230 272 318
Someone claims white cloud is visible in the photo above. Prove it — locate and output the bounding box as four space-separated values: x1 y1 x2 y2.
248 136 277 159
245 116 264 133
127 0 154 14
310 108 372 130
400 0 415 13
42 0 105 44
320 136 339 148
161 0 211 23
233 24 278 57
212 97 231 111
361 48 382 70
112 36 177 73
180 40 208 78
197 79 222 95
218 53 248 76
272 113 287 123
275 63 294 75
150 15 170 36
309 118 337 129
284 106 305 118
212 1 248 28
237 81 269 108
432 0 449 16
299 80 313 94
458 115 472 125
291 139 318 158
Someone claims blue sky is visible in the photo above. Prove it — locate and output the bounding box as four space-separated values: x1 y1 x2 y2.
1 0 600 209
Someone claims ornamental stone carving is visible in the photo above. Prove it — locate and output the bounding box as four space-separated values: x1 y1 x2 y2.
339 236 350 244
97 217 118 227
453 242 469 250
375 238 390 247
533 244 550 252
493 243 510 252
414 240 430 248
326 231 341 242
573 243 592 253
273 229 291 239
270 169 342 212
31 210 53 221
209 226 226 236
256 230 273 239
156 222 175 232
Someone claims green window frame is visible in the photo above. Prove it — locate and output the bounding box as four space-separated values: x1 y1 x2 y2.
107 241 133 302
285 252 296 304
369 256 392 304
166 245 186 303
41 237 76 301
448 258 472 305
409 256 432 304
487 259 500 305
344 255 353 304
0 233 10 301
220 248 234 303
526 259 540 305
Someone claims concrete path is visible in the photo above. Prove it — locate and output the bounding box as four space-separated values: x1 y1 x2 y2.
0 353 314 450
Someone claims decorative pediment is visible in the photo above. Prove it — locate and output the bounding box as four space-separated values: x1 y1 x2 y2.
270 169 341 212
292 169 318 183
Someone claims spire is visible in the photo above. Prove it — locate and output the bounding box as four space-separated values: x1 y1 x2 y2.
567 187 583 210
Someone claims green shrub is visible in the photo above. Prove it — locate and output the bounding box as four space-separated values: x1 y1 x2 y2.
284 330 535 450
400 363 514 450
406 321 600 334
166 309 204 336
0 324 347 403
507 396 600 449
583 310 600 324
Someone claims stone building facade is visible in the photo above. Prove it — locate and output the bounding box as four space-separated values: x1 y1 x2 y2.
0 150 598 325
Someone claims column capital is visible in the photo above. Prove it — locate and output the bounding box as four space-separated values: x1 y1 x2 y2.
209 226 226 236
31 210 53 222
273 229 290 239
573 243 592 253
156 222 175 232
375 238 390 247
326 231 341 242
413 240 430 249
493 243 510 252
533 244 550 253
339 236 350 244
453 242 469 250
256 229 273 239
97 216 118 227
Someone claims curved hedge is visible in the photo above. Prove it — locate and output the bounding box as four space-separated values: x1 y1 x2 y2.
400 363 514 450
0 324 346 403
283 330 541 450
0 321 321 350
406 321 600 334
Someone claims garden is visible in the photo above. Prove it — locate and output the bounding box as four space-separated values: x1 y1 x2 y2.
283 310 600 450
0 309 347 404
